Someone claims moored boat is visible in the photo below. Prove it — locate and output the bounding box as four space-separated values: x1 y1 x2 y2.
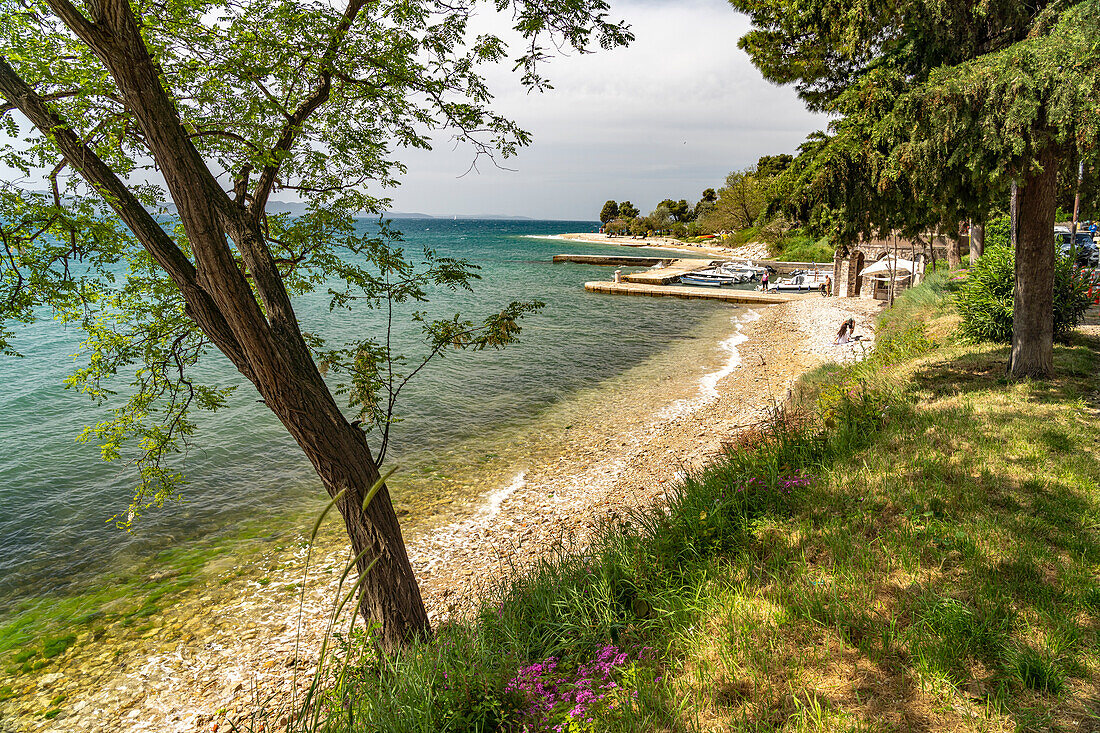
679 268 744 286
768 271 829 292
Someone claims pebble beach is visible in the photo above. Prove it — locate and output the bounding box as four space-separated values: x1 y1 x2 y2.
1 242 884 732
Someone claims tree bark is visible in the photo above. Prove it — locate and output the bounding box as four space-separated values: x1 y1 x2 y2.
1010 147 1058 379
947 233 962 269
256 372 430 648
970 221 985 263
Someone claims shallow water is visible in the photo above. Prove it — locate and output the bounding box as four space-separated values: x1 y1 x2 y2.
0 219 730 620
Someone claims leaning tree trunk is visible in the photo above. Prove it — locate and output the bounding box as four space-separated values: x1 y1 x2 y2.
259 371 431 649
0 13 432 650
1010 147 1058 378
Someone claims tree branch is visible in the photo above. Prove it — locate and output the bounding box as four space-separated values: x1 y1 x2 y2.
0 56 252 377
249 0 367 220
0 89 81 115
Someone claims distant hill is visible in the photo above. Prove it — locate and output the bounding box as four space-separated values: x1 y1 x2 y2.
384 212 535 221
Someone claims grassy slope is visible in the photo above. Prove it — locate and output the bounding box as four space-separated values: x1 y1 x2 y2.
313 272 1100 733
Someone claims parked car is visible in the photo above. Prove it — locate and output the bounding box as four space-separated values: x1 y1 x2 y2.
1055 229 1099 266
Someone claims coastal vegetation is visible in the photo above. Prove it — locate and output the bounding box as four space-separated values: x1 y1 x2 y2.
731 0 1100 378
598 154 834 262
292 272 1100 732
0 0 630 650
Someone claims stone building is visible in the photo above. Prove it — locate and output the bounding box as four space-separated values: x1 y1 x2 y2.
831 235 952 299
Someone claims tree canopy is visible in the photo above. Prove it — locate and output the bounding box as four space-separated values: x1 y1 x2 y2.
731 0 1100 376
600 199 619 223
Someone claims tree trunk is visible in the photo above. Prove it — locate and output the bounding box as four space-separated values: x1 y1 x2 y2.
0 7 433 649
1010 147 1058 379
260 376 430 649
971 222 985 263
947 233 962 269
1010 180 1019 249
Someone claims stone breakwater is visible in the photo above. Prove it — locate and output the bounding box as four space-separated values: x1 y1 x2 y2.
1 297 883 733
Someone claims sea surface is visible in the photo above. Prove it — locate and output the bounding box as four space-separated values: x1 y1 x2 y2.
0 219 734 620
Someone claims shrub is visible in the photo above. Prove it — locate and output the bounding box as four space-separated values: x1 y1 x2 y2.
956 244 1090 344
728 226 760 246
774 233 833 263
984 214 1011 250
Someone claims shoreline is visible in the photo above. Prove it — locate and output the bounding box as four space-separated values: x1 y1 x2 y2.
559 231 773 261
3 297 884 733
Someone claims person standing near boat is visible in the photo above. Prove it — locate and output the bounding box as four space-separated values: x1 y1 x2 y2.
761 269 769 291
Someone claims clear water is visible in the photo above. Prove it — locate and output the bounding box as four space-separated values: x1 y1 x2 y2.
0 220 731 614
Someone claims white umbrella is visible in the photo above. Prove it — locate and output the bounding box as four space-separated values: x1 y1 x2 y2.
859 255 915 277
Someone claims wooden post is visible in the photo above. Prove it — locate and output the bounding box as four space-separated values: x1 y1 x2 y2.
1070 161 1084 263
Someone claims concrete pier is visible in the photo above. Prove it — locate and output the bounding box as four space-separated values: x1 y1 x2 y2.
551 254 672 267
584 281 793 304
621 259 713 285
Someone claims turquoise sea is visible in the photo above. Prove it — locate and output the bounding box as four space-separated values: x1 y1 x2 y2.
0 219 732 619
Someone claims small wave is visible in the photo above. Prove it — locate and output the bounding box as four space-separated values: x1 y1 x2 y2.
522 234 566 240
658 309 758 420
480 471 526 519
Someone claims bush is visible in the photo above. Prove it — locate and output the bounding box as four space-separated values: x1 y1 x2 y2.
728 226 760 246
773 233 833 263
956 244 1090 344
985 214 1011 249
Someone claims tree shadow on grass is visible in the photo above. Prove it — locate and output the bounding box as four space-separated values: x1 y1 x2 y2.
747 338 1100 731
908 337 1099 406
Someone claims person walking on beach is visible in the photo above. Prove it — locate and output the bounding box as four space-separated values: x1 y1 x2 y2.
822 274 831 297
761 270 769 291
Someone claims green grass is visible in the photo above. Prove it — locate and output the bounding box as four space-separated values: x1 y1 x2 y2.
297 275 1100 732
769 232 834 263
728 226 762 247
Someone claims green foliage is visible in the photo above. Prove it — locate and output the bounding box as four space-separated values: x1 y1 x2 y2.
730 0 1100 250
0 0 629 526
770 232 833 262
657 199 694 223
599 200 619 223
727 226 761 246
985 214 1012 249
956 246 1015 343
755 153 793 179
698 169 767 232
617 201 639 220
956 244 1091 344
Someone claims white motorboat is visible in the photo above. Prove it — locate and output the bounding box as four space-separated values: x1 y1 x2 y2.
680 268 743 286
768 271 830 292
712 261 772 281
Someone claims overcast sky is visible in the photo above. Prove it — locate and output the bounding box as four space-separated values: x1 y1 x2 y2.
2 0 827 221
389 0 828 220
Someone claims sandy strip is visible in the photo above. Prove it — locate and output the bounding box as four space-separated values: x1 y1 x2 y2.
15 298 883 733
558 232 769 261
